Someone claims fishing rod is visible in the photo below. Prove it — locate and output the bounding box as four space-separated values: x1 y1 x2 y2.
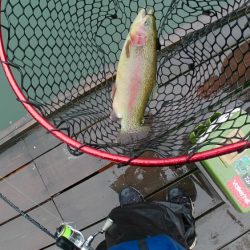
0 192 57 240
0 191 114 250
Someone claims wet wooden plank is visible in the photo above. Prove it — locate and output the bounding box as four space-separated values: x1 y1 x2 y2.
34 143 110 196
195 203 250 249
24 88 115 164
0 162 51 224
24 126 61 159
0 201 62 250
147 169 223 218
221 232 250 250
0 113 35 147
0 140 32 177
53 155 196 231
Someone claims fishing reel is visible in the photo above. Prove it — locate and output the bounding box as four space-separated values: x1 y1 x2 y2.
55 218 114 250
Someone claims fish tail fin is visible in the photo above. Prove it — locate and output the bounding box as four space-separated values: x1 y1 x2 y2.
116 126 150 144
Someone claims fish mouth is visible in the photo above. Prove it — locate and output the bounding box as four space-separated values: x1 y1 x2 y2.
137 8 146 22
144 6 154 16
135 8 154 24
147 9 154 15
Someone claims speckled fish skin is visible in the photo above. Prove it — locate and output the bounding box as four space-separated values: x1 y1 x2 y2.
110 8 157 144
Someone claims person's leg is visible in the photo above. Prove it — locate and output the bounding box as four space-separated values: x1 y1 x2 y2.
119 186 145 206
107 186 191 249
167 187 197 249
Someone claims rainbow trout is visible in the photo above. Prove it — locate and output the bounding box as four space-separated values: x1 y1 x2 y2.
110 8 157 144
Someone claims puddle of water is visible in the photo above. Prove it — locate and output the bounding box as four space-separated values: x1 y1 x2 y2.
109 151 195 197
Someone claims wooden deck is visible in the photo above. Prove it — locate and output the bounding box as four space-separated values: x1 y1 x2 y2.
0 119 250 250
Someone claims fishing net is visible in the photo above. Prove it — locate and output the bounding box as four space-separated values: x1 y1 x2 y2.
1 0 250 166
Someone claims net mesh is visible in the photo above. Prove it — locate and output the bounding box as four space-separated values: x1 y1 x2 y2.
1 0 250 162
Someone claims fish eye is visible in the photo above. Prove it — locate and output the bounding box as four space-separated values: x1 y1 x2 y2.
144 19 151 26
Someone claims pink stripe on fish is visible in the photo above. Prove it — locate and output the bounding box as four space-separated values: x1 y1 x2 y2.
128 53 143 126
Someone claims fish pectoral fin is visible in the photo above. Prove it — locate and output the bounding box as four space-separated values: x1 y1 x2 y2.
125 39 131 58
111 82 117 100
149 82 158 101
110 108 121 122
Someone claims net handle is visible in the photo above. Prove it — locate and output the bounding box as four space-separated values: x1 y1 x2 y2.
0 2 249 167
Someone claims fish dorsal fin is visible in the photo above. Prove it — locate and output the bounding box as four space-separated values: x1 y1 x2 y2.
125 39 131 58
149 83 158 101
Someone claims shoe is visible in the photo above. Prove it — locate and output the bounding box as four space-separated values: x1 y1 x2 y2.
119 186 145 206
168 187 197 249
167 187 194 216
